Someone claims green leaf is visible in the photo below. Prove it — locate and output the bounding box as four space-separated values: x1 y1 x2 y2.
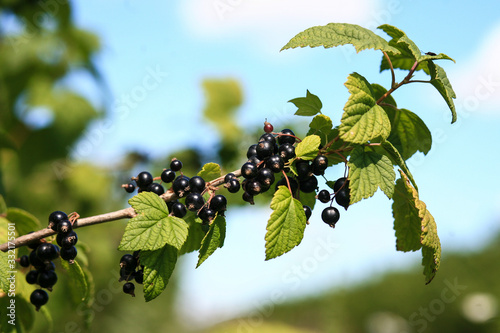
299 191 316 212
198 162 221 182
197 215 226 268
179 212 205 255
39 303 54 332
308 114 333 132
295 135 321 160
6 208 41 237
0 252 10 293
265 186 307 260
140 245 178 302
60 260 90 304
288 90 322 116
378 24 421 60
281 23 400 54
339 73 391 143
371 83 397 108
118 192 188 251
347 146 396 204
428 61 457 123
379 141 418 190
385 108 432 160
393 170 441 283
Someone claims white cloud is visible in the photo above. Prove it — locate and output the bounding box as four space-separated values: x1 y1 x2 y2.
450 21 500 114
179 0 401 51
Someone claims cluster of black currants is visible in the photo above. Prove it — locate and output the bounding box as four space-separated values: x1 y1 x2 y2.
49 211 78 263
123 159 228 231
118 251 143 297
316 177 351 228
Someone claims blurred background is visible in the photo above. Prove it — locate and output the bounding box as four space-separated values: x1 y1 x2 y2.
0 0 499 332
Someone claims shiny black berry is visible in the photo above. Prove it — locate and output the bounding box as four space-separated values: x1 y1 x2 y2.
210 194 227 212
317 189 331 203
57 220 72 234
322 207 340 226
171 202 187 218
60 246 77 262
225 178 240 193
299 175 318 193
335 188 351 210
333 177 348 193
170 159 183 172
247 144 258 159
242 192 255 205
19 255 30 268
29 250 44 269
311 155 328 175
224 173 236 183
275 177 298 194
278 143 296 161
36 243 60 262
241 162 258 179
123 282 136 297
57 231 78 249
245 179 263 196
30 289 49 311
198 207 216 222
256 140 274 159
257 168 275 187
120 254 138 271
278 129 295 145
295 160 311 180
37 270 58 289
185 192 205 211
136 171 153 190
259 133 277 146
124 183 136 193
161 169 176 183
26 270 38 284
48 211 68 232
135 270 144 284
188 176 206 193
172 175 190 197
303 205 312 221
147 183 165 195
266 155 284 173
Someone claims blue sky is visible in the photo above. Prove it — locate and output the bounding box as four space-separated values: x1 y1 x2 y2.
70 0 500 328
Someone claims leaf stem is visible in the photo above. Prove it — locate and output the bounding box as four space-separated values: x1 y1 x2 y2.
376 60 420 105
383 51 396 88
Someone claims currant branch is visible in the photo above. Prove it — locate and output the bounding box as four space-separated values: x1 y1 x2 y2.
0 169 242 252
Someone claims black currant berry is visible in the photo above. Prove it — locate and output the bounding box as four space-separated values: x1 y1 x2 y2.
247 144 258 159
278 129 296 145
27 233 42 250
299 175 318 193
161 169 176 183
119 267 135 282
333 177 348 193
295 160 311 180
188 176 206 193
124 183 136 193
225 178 240 193
224 173 236 183
322 207 340 226
242 192 255 205
37 270 58 289
257 168 275 187
26 270 38 284
147 183 165 196
275 177 298 194
29 250 44 269
172 175 190 197
57 220 72 234
36 243 60 262
256 140 274 159
335 188 351 210
120 254 138 271
170 159 183 172
30 289 48 311
60 246 77 262
44 261 56 271
171 202 187 218
278 143 296 161
48 211 68 232
19 255 30 268
123 282 136 297
317 189 331 203
57 231 78 249
185 192 205 212
210 194 227 212
245 179 263 196
264 121 273 133
303 205 312 221
312 155 328 175
259 133 277 146
136 171 153 190
198 207 216 222
135 270 144 284
241 162 258 179
266 155 284 173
